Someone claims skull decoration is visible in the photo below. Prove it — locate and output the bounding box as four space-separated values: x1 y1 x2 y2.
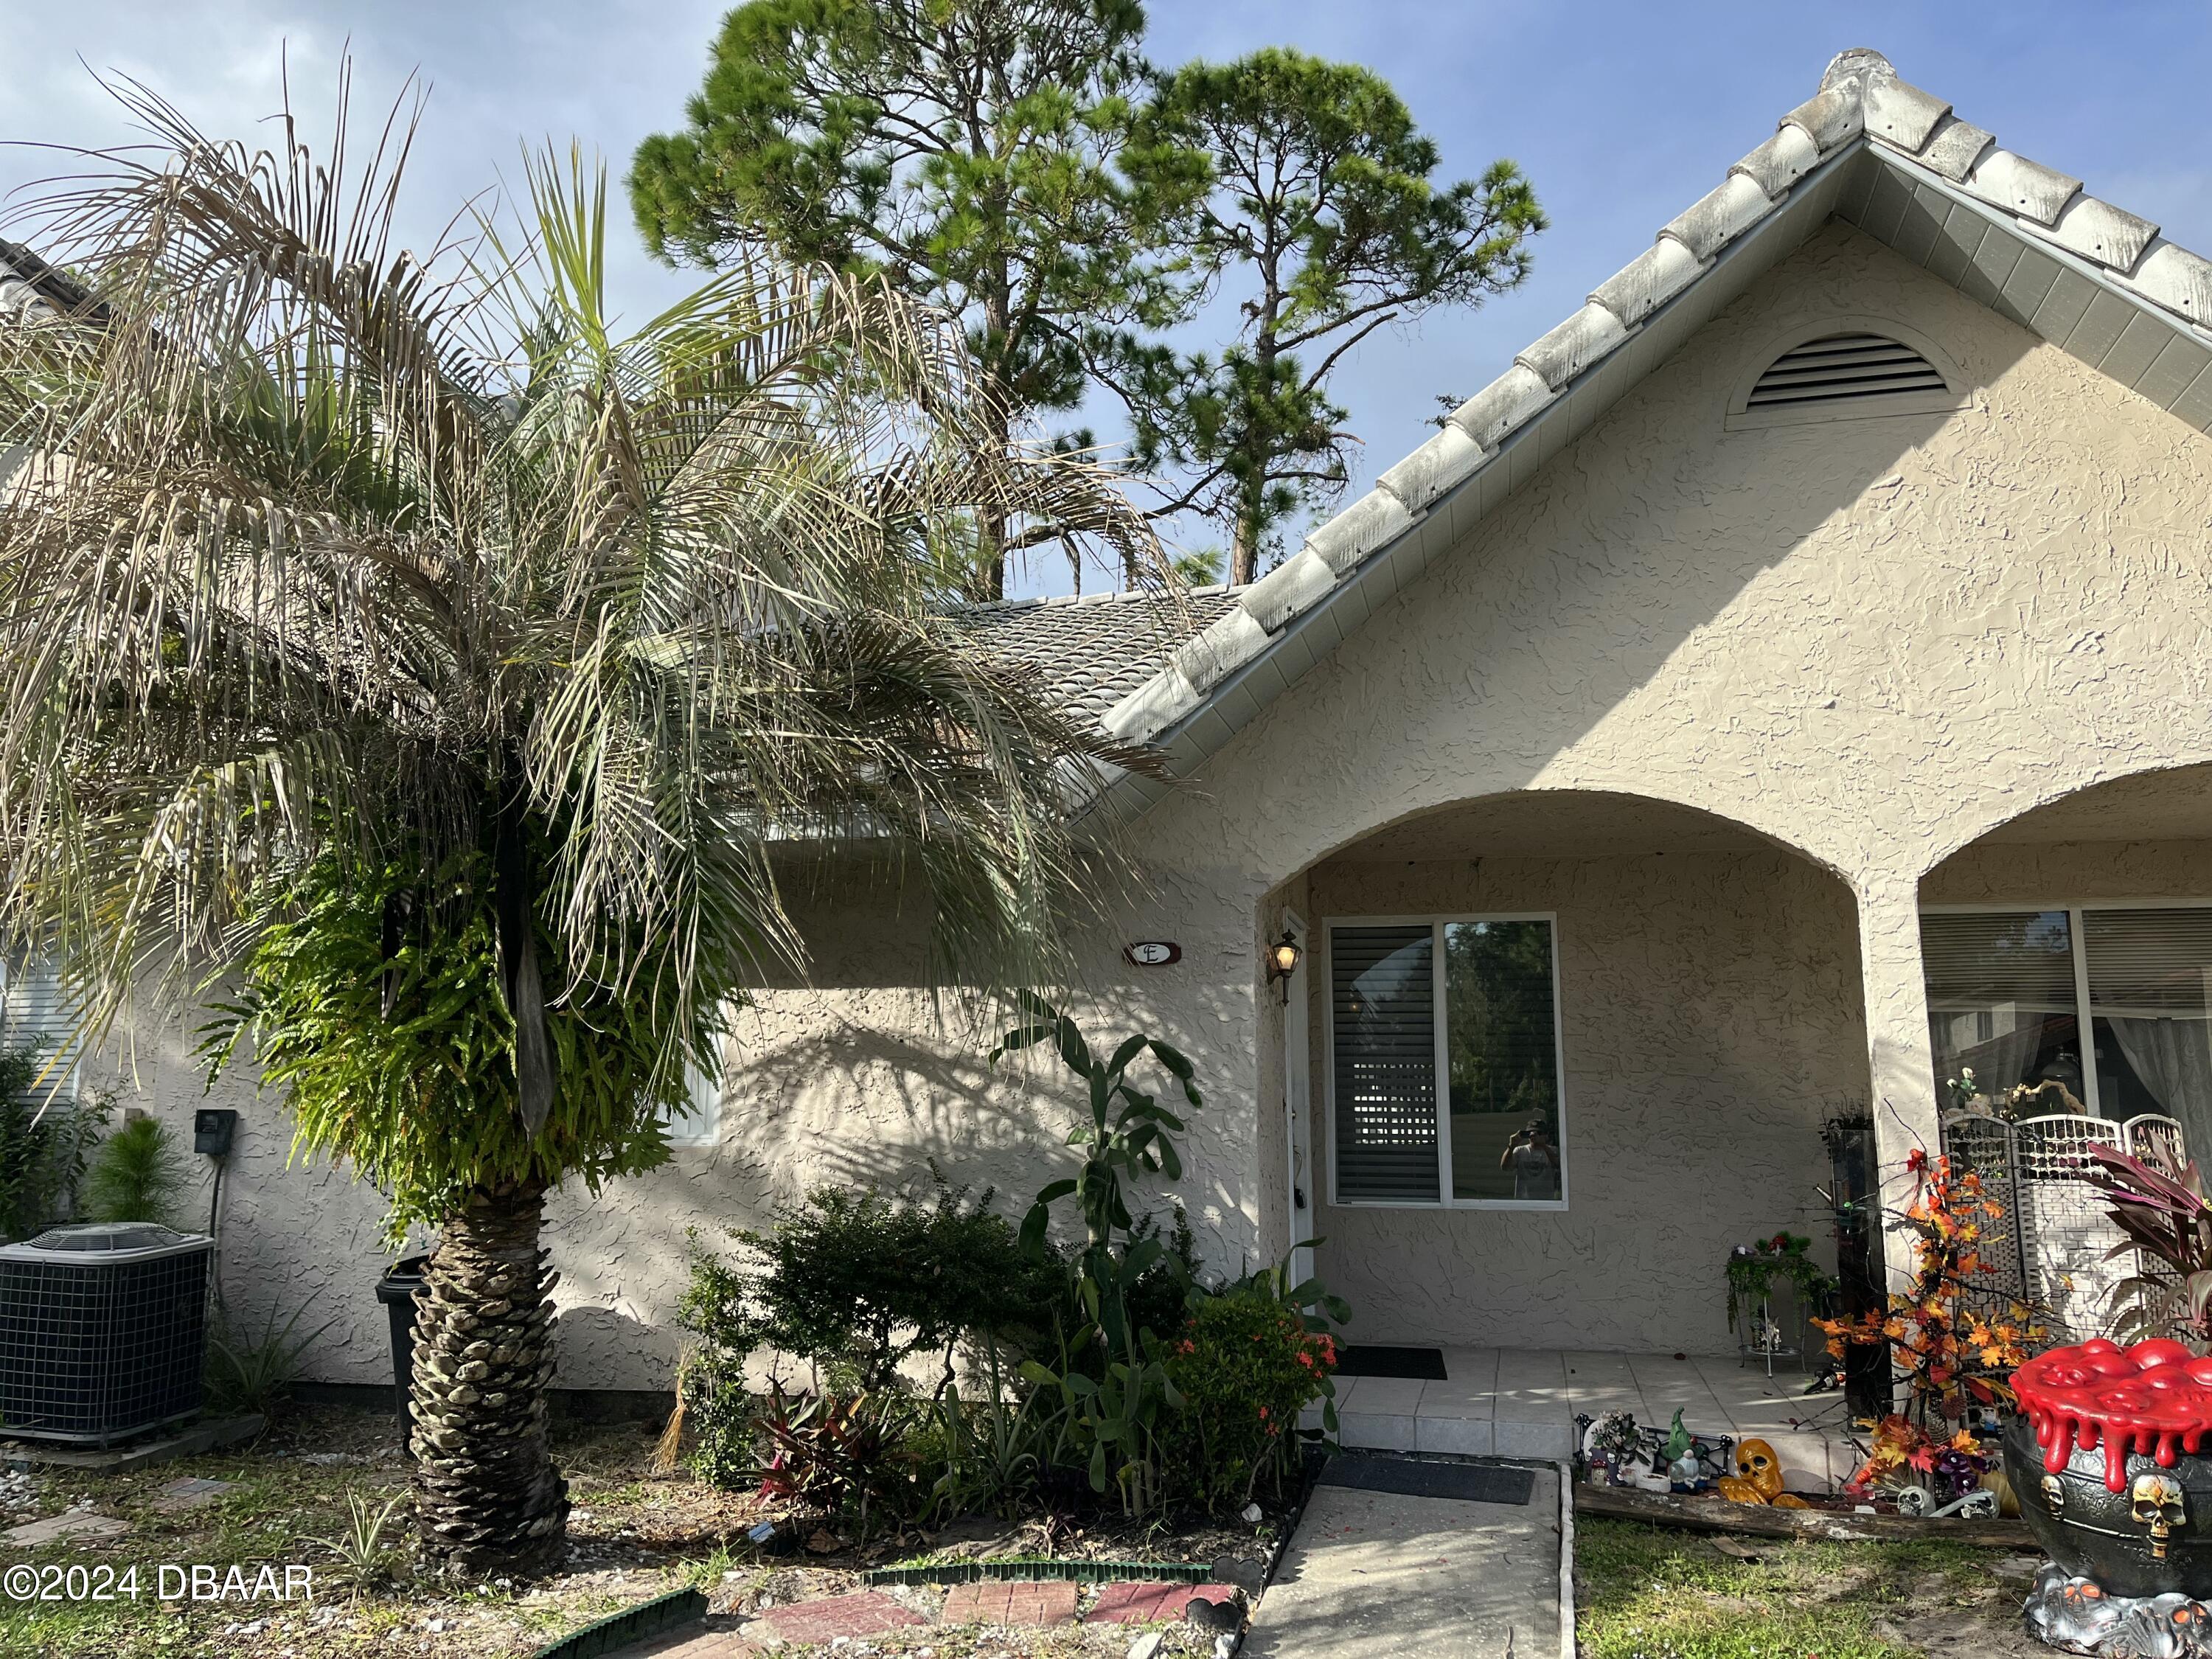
1717 1436 1799 1506
1735 1438 1784 1501
2131 1472 2187 1562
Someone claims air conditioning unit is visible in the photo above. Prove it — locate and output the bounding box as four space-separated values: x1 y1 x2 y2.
0 1223 212 1444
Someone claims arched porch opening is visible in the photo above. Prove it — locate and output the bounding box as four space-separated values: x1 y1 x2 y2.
1919 762 2212 1150
1262 788 1871 1366
1915 765 2212 1340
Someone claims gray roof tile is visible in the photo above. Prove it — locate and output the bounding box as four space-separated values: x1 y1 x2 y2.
1862 74 1951 152
1916 115 1995 183
1964 150 2083 226
953 587 1239 733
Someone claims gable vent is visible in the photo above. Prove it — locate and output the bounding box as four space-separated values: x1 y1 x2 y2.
1745 333 1950 410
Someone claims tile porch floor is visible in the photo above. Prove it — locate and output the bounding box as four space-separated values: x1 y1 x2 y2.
1313 1348 1861 1492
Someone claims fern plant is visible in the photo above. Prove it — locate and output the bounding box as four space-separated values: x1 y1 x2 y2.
83 1117 188 1228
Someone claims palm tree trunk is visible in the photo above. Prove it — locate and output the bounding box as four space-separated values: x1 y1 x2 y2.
410 1181 568 1576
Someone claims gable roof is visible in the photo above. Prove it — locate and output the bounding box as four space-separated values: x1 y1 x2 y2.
1079 46 2212 827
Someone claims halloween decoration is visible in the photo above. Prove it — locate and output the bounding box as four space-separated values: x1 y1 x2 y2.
1664 1411 1703 1488
2023 1561 2212 1658
1713 1436 1812 1508
2010 1338 2212 1602
1816 1150 2037 1509
1576 1411 1729 1492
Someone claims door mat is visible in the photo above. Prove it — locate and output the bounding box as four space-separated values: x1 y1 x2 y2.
1319 1455 1537 1507
1333 1344 1448 1380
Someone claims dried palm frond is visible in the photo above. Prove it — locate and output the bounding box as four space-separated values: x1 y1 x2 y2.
0 68 1170 1092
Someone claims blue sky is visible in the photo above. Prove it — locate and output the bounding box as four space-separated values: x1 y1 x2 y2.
5 1 2208 596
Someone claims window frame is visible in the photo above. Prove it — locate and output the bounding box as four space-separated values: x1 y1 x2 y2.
663 1055 723 1150
1321 912 1571 1212
1920 897 2212 1122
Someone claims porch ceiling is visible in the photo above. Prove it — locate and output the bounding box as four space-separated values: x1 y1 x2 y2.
1319 790 1782 864
1977 762 2212 844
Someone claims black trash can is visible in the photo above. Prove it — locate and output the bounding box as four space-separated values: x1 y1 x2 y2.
374 1255 430 1434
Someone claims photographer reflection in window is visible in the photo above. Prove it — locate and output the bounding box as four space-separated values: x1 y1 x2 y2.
1500 1116 1560 1201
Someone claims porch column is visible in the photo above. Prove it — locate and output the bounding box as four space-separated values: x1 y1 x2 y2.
1853 876 1941 1298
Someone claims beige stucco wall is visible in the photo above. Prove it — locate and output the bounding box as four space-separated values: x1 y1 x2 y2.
173 216 2212 1382
114 864 1273 1391
1302 850 1866 1353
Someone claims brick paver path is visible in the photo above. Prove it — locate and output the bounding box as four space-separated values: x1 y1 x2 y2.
751 1590 926 1644
1087 1582 1240 1624
939 1579 1080 1627
610 1626 760 1659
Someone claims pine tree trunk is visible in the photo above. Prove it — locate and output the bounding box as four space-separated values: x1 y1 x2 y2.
409 1182 568 1577
1231 516 1259 587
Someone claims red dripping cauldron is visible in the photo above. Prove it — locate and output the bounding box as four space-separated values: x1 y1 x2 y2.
2008 1338 2212 1599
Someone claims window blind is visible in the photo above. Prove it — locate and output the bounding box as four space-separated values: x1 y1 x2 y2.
1920 911 2077 1011
2084 908 2212 1015
1331 926 1439 1203
0 956 78 1110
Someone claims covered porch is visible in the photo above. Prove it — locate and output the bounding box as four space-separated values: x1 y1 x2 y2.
1269 788 1873 1364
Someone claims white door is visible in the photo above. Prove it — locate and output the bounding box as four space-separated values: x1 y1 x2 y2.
1282 914 1315 1288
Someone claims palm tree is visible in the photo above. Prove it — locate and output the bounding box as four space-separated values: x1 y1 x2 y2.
0 81 1161 1576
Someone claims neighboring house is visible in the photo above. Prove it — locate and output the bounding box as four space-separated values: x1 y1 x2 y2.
23 47 2212 1388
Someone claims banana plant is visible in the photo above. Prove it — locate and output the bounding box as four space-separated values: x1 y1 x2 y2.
994 992 1200 1262
995 996 1203 1511
1020 1257 1185 1514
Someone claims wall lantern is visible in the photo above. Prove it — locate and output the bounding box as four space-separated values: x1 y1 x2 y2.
1265 931 1303 1001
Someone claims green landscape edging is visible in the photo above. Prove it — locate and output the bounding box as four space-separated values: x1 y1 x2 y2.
532 1586 708 1659
864 1557 1211 1586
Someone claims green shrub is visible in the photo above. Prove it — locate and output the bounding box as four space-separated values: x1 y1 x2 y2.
1163 1287 1340 1514
83 1115 189 1228
206 1301 334 1417
681 1364 759 1492
0 1049 105 1240
678 1180 1061 1394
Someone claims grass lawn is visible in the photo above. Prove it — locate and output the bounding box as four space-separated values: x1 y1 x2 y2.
0 1403 1266 1658
1574 1517 2046 1659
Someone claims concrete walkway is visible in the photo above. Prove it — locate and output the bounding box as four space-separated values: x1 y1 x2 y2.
1243 1461 1562 1659
1315 1347 1854 1491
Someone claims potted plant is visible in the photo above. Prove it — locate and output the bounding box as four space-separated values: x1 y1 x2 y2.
1725 1231 1835 1360
2003 1146 2212 1598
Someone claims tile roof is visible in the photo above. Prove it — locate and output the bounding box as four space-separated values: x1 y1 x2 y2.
0 238 102 322
952 585 1243 733
1065 47 2212 824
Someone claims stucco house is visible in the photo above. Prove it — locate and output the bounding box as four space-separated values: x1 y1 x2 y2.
24 47 2212 1423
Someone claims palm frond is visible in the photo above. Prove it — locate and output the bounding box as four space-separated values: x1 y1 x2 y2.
0 66 1171 1103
